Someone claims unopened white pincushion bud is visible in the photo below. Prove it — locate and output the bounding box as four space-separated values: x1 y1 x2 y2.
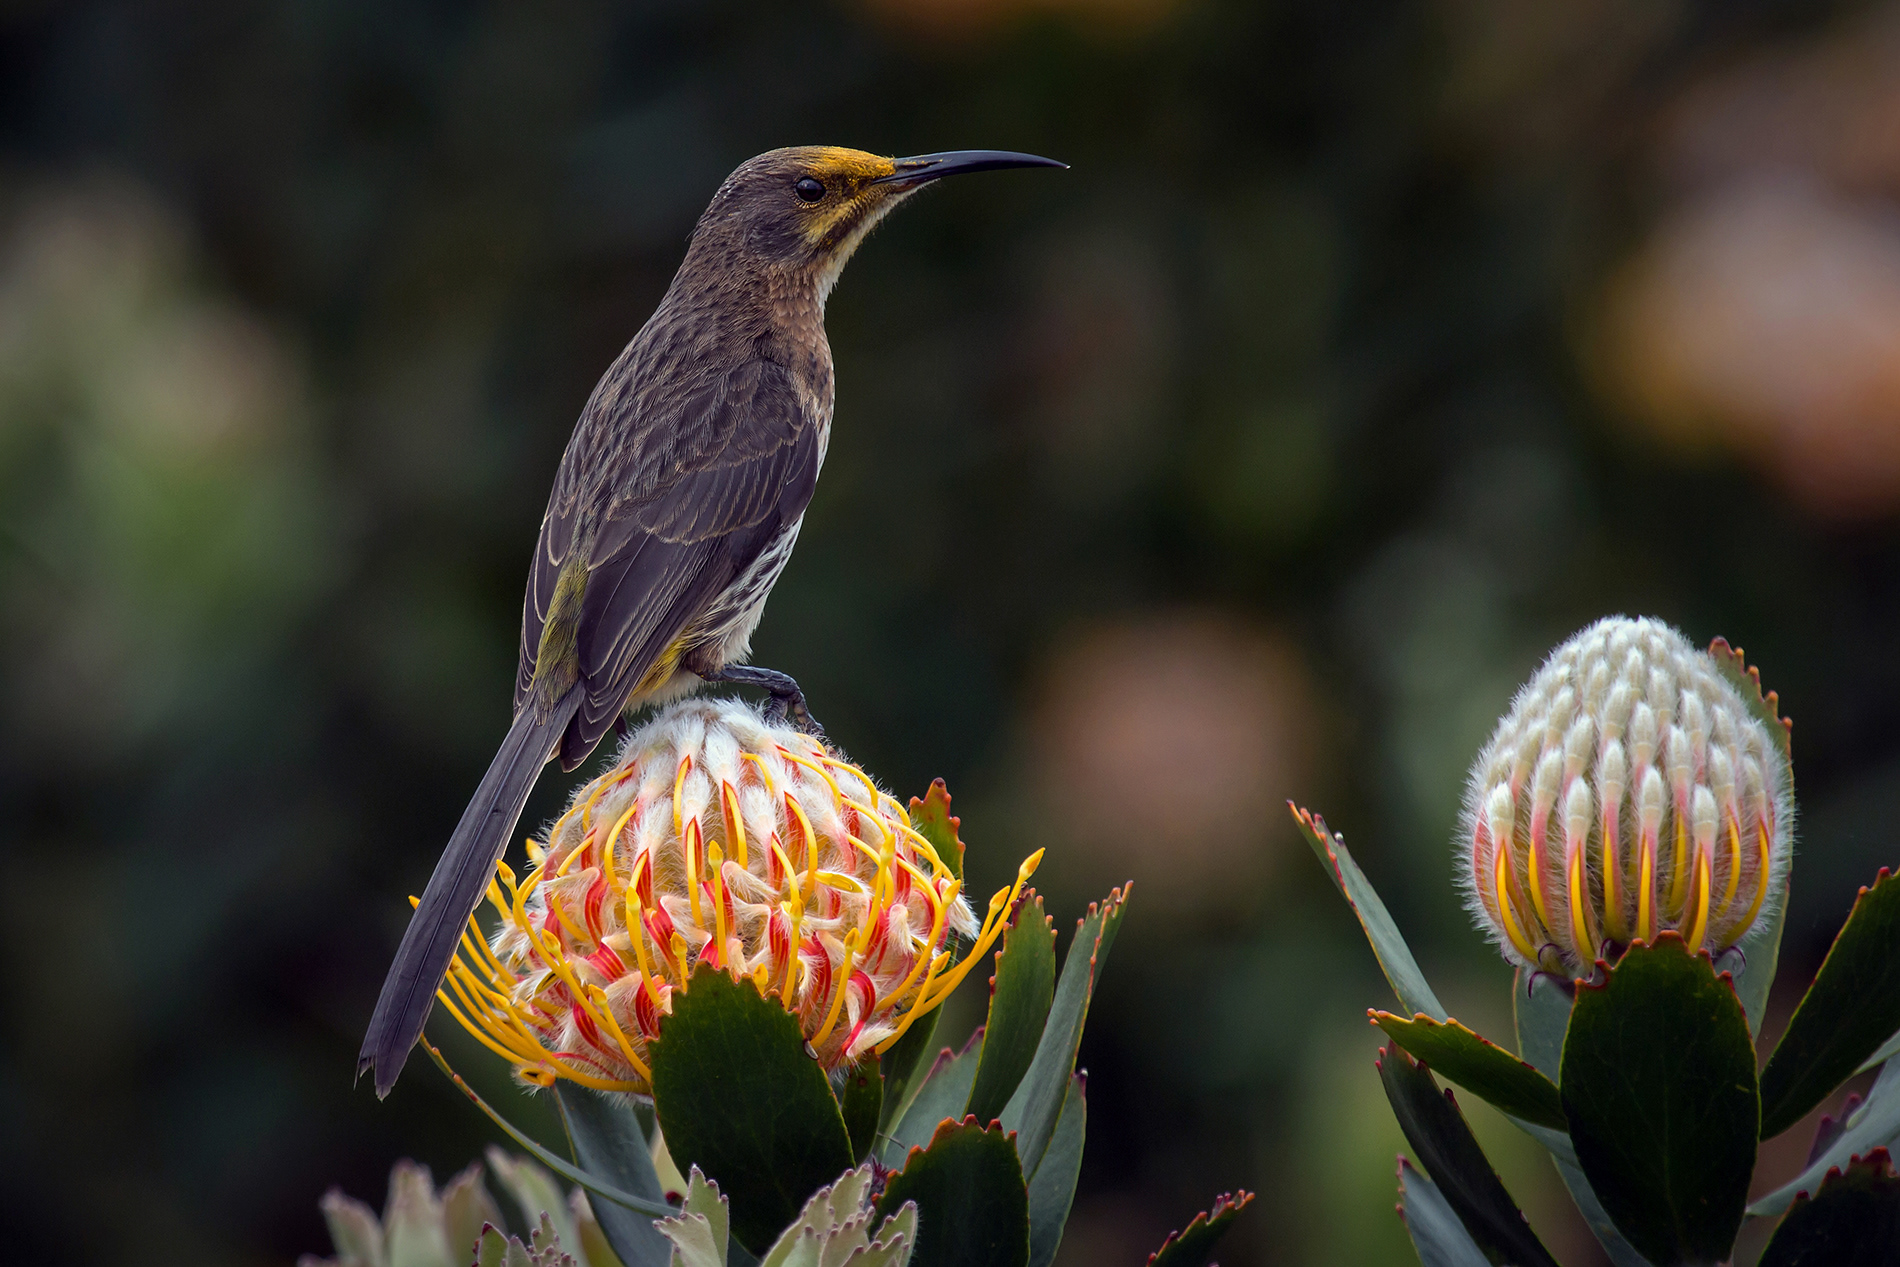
1458 617 1792 976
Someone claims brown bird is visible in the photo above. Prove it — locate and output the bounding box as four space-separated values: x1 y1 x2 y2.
359 145 1063 1096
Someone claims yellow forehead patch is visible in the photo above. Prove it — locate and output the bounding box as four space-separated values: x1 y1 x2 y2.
801 146 898 184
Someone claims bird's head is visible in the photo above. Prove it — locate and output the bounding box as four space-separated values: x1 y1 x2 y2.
695 145 1065 301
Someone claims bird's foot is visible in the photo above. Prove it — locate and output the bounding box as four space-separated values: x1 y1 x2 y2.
695 663 823 737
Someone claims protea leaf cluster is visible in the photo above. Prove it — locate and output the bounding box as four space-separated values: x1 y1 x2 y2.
335 698 1255 1267
1296 617 1900 1266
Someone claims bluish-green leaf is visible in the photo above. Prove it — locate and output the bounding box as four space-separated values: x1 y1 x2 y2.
1512 968 1570 1083
966 891 1056 1127
1000 886 1128 1176
421 1041 676 1221
1510 972 1652 1267
1561 935 1757 1265
839 1059 884 1165
876 1118 1029 1267
1026 1074 1086 1267
1760 868 1900 1140
649 966 854 1254
1291 804 1447 1022
1396 1158 1489 1267
1758 1150 1900 1267
1373 1011 1566 1130
879 1005 942 1139
1377 1044 1560 1267
555 1083 672 1267
884 1030 984 1168
1144 1191 1255 1267
1751 1054 1900 1219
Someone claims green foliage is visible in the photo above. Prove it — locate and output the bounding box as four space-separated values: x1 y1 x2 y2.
1024 1076 1086 1267
554 1084 672 1267
875 1119 1029 1267
877 1007 943 1143
1144 1190 1256 1267
1752 1055 1900 1220
476 1214 579 1267
305 1154 620 1267
1758 868 1900 1139
1000 886 1128 1176
653 1166 917 1267
906 781 964 881
422 1042 673 1222
1371 1011 1566 1130
1757 1151 1900 1267
1376 1045 1559 1267
965 890 1056 1127
881 1032 984 1168
1560 936 1758 1265
1395 1159 1488 1267
838 1061 884 1166
1291 805 1448 1022
648 966 855 1254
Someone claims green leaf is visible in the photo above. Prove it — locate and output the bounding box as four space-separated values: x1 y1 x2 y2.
907 780 964 881
1000 886 1129 1176
384 1159 453 1267
1291 805 1447 1022
879 1007 943 1140
476 1226 534 1267
316 1189 384 1267
1377 1044 1560 1267
758 1165 904 1267
1511 968 1570 1083
1025 1075 1086 1267
876 1118 1029 1267
554 1083 672 1267
486 1151 582 1262
421 1042 675 1221
1706 636 1792 1041
442 1163 504 1266
1758 1150 1900 1267
1396 1158 1489 1267
1510 974 1652 1267
1733 881 1789 1042
654 1169 729 1267
1759 869 1900 1140
649 966 855 1255
1143 1191 1255 1267
1751 1054 1900 1219
1858 1026 1900 1076
839 1060 884 1165
967 891 1056 1126
884 1030 985 1167
1373 1012 1566 1130
1561 935 1757 1265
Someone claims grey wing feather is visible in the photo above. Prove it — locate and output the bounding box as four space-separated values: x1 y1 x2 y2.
517 356 821 767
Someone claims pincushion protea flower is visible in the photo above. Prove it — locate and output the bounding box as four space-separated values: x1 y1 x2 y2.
1460 617 1792 977
436 697 1039 1092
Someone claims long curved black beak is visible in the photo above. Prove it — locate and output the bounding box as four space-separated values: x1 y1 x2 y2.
876 150 1068 186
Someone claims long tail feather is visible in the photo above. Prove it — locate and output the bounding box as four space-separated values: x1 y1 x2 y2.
358 690 583 1096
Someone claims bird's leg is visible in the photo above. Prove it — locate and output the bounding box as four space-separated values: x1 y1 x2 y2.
695 663 822 735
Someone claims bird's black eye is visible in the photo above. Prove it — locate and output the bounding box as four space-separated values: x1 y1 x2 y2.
794 177 825 202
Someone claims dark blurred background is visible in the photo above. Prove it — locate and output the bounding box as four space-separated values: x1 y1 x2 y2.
3 0 1900 1263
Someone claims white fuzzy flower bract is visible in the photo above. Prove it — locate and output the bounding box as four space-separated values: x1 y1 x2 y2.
1459 617 1792 977
435 697 1039 1092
